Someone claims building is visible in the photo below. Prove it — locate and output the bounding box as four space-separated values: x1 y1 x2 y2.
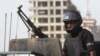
81 0 96 29
28 0 76 39
82 10 97 31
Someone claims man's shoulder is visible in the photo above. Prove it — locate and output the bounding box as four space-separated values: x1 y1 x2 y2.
82 28 93 36
82 28 91 33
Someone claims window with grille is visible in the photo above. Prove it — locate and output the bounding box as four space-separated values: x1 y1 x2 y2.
50 9 54 15
56 17 61 23
50 1 53 6
38 1 47 7
56 26 61 31
56 9 61 15
50 26 54 31
38 18 48 23
50 17 54 23
38 10 48 15
39 26 48 31
56 1 61 6
63 1 67 6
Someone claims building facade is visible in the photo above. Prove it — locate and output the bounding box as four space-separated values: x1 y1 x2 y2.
28 0 76 39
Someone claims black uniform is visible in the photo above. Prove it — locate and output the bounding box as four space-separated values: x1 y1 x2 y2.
63 27 94 56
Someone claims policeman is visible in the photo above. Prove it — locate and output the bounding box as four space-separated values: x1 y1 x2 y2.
62 10 95 56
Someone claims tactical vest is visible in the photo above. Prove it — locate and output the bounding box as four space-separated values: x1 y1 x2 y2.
64 30 88 56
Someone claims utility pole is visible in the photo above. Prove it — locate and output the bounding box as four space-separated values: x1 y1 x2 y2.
4 13 7 52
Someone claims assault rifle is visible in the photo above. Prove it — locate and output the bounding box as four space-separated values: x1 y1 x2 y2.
17 5 47 38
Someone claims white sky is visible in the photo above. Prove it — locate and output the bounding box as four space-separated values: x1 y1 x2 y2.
0 0 100 51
